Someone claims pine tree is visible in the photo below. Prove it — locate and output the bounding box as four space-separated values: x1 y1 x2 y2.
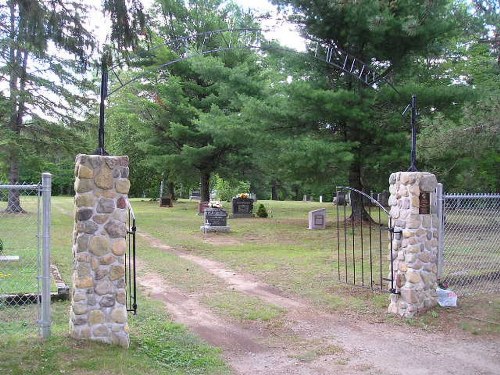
0 0 96 212
0 0 146 212
270 0 468 221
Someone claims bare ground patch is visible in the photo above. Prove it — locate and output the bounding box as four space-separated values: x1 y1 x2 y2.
138 231 500 375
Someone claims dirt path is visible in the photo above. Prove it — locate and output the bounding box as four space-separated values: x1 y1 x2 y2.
138 232 500 375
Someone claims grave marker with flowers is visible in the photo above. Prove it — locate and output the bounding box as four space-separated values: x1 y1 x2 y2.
231 193 254 218
200 201 230 232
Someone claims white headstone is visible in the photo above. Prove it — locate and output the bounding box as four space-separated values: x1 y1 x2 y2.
308 208 326 230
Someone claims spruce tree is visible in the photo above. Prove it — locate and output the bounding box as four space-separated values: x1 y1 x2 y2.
0 0 146 212
270 0 468 221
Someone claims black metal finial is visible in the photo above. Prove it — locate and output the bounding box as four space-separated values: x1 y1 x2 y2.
94 59 109 156
402 95 418 172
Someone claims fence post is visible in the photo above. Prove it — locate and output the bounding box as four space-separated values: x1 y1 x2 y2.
41 172 52 339
436 183 444 280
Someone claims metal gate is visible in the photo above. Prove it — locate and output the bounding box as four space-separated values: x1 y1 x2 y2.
125 200 137 314
335 187 396 293
0 174 52 338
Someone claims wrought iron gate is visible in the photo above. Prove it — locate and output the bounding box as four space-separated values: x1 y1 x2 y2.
125 200 137 314
335 187 396 293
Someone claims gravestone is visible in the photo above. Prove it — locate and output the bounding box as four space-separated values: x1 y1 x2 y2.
308 208 326 230
198 201 209 215
159 196 173 207
200 207 230 232
333 191 347 206
190 190 201 200
232 197 254 218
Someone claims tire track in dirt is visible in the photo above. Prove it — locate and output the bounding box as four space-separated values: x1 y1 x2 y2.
138 231 500 375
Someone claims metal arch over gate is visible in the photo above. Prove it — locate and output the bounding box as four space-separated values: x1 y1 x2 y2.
335 187 397 293
95 28 396 156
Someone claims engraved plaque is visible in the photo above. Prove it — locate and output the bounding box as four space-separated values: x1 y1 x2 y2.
419 192 430 214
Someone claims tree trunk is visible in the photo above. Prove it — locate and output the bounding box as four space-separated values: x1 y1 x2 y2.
200 171 210 202
168 181 175 200
348 160 372 224
293 185 300 201
6 156 23 213
5 4 26 213
271 180 278 200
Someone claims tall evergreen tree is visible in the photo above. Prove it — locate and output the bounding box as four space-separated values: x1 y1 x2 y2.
0 0 96 212
107 0 261 201
0 0 147 211
270 0 468 220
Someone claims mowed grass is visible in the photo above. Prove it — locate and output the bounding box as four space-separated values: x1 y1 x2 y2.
0 298 230 375
1 195 499 375
0 197 230 375
136 198 389 314
134 198 500 333
0 196 42 294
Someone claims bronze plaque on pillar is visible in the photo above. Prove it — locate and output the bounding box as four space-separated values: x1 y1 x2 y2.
419 192 430 214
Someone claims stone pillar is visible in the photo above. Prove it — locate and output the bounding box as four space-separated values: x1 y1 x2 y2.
387 172 439 317
70 154 130 347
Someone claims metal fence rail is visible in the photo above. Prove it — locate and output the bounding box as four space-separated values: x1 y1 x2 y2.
440 192 500 296
0 174 52 338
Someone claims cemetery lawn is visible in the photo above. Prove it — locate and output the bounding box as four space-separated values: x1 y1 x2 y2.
135 198 500 334
1 197 498 374
1 197 230 375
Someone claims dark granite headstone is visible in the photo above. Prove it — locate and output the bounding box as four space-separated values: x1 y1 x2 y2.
159 196 173 207
204 208 228 227
232 197 254 218
201 207 230 232
334 192 347 206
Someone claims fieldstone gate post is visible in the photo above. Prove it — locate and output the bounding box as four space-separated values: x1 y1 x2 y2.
70 154 130 347
387 172 439 317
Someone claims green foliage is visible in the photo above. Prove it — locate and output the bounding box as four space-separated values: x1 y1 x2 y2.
256 203 268 218
103 0 146 53
107 2 264 200
213 175 250 202
104 0 499 200
419 95 500 191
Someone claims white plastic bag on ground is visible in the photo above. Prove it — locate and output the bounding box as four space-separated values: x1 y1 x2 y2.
436 287 458 307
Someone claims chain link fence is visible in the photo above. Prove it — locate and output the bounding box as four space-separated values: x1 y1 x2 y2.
439 193 500 296
0 174 52 338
